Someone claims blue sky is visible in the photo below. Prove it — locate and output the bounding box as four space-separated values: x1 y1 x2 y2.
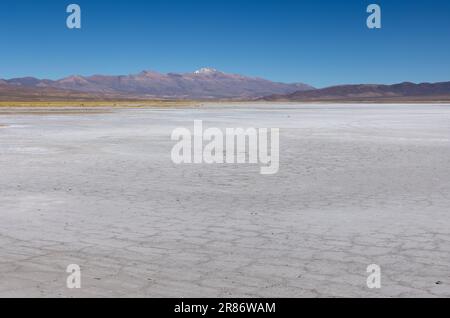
0 0 449 87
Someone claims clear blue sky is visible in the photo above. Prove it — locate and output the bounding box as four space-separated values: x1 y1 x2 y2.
0 0 449 88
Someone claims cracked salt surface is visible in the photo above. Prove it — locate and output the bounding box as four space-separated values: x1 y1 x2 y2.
0 103 449 297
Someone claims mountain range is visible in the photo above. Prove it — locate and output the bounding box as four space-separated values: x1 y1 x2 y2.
0 68 313 100
1 68 449 102
262 81 450 102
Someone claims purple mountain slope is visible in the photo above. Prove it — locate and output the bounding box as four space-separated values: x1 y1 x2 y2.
261 82 450 102
2 68 314 99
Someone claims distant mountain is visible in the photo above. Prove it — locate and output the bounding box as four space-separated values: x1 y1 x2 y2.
4 70 448 102
1 68 314 100
0 81 124 101
262 82 450 102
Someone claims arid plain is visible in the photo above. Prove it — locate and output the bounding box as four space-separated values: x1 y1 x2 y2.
0 103 449 297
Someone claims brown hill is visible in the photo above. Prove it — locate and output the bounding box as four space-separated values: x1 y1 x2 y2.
262 82 450 102
0 82 128 101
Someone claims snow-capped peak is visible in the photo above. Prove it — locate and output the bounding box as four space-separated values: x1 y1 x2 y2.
194 67 219 74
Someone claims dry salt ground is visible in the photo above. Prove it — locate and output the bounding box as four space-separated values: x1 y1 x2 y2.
0 103 449 297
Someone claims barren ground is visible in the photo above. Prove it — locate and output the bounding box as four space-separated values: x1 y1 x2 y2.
0 103 449 297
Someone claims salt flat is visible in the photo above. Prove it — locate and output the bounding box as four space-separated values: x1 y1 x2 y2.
0 103 449 298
